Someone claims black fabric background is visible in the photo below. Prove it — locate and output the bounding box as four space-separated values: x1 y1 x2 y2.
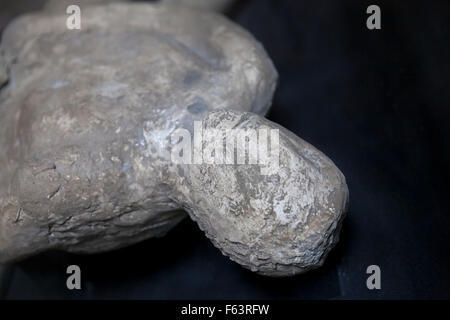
0 0 449 299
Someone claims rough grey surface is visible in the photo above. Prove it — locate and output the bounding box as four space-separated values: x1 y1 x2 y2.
173 111 348 276
44 0 232 14
0 3 347 276
44 0 125 12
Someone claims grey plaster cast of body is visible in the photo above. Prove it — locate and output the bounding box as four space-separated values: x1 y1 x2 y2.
0 3 348 276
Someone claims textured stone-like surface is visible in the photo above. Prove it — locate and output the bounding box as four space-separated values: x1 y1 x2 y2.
44 0 125 12
0 2 276 263
174 110 348 276
0 3 347 276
